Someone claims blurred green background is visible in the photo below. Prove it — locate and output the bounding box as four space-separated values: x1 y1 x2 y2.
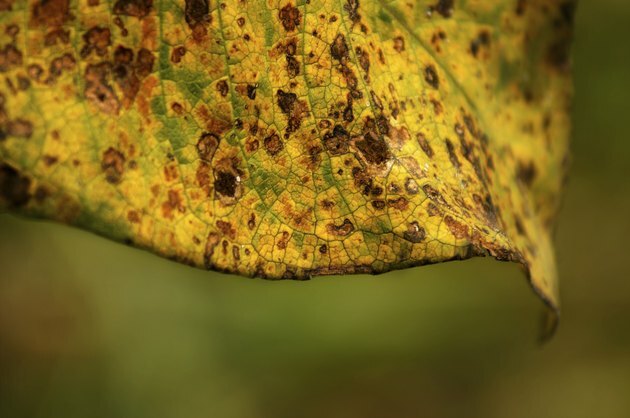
2 1 630 417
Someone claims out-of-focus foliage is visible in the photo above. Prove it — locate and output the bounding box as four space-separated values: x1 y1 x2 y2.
0 0 572 311
1 1 630 418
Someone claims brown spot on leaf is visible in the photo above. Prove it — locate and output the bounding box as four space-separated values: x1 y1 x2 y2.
264 133 284 156
5 119 33 138
470 30 490 58
216 220 236 240
279 3 301 32
444 215 470 240
331 34 349 62
424 65 439 89
196 132 219 161
445 138 461 169
322 125 350 155
216 79 229 97
387 197 408 211
516 161 537 187
416 132 434 158
85 62 120 114
101 147 125 184
30 0 70 27
171 46 186 63
0 163 31 208
113 0 153 18
393 36 405 52
204 232 221 268
214 170 238 198
247 213 256 230
327 218 354 236
403 221 426 243
0 44 22 72
277 231 290 249
428 0 454 18
81 26 111 58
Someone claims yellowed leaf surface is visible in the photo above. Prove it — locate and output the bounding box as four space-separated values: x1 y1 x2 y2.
0 0 573 318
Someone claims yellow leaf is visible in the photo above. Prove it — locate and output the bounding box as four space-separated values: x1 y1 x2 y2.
0 0 573 325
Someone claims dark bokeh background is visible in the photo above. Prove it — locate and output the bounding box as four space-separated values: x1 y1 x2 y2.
2 2 629 417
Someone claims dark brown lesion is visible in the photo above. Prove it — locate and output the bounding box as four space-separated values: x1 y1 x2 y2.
196 132 219 161
427 0 454 18
403 221 426 243
326 218 354 237
278 3 301 32
113 0 153 18
84 63 120 115
101 147 126 184
0 163 31 208
424 65 440 89
30 0 71 27
263 132 283 156
0 44 22 72
81 26 111 58
214 170 238 198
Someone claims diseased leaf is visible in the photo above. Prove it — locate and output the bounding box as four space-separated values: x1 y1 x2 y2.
0 0 573 320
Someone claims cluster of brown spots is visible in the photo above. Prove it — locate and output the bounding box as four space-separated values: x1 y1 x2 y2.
276 89 308 135
430 30 447 52
387 197 409 211
46 52 75 84
423 184 450 208
470 30 491 58
216 220 236 240
284 38 300 78
276 231 290 250
403 221 426 243
0 44 22 72
343 0 361 24
85 63 120 114
101 147 126 184
0 163 31 208
353 116 391 165
279 3 301 32
216 79 229 97
427 0 454 18
44 28 70 46
444 215 470 240
81 26 111 58
113 0 153 18
327 218 354 237
322 125 350 155
355 46 370 80
196 132 219 161
161 190 185 219
171 46 186 64
351 167 383 197
424 65 439 89
263 132 283 156
112 46 155 104
393 36 405 53
184 0 210 40
30 0 70 27
113 16 129 37
245 137 259 154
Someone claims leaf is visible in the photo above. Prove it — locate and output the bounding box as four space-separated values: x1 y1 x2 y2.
0 0 573 319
